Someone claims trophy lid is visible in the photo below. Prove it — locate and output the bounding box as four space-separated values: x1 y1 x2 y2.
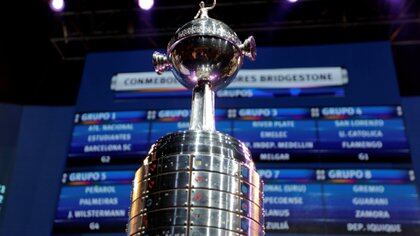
167 0 241 52
167 17 242 52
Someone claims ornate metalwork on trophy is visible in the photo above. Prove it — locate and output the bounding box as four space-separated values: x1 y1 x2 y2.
128 1 264 235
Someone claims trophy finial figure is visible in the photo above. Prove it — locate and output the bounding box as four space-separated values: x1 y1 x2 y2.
194 0 216 19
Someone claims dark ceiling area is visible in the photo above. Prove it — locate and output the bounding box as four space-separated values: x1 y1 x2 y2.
0 0 419 105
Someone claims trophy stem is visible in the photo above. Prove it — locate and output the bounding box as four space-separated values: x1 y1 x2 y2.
189 81 215 131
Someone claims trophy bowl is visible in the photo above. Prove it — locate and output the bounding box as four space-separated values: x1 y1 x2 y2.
169 35 242 91
153 17 256 91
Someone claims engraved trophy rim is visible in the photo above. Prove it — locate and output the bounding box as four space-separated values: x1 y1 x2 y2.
167 17 243 54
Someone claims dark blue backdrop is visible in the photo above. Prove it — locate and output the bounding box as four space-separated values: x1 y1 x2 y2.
0 104 22 223
0 106 74 236
77 42 400 112
1 42 420 236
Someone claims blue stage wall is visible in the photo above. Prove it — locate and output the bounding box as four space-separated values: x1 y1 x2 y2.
2 99 419 235
0 105 74 236
0 104 22 224
1 42 420 235
77 42 400 112
402 97 420 187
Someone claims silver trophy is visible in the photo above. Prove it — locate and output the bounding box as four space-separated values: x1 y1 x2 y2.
128 1 264 235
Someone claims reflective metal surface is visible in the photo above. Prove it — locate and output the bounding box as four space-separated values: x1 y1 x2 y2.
152 0 256 133
190 82 216 131
128 207 263 236
130 1 263 235
130 226 243 236
153 13 256 91
129 131 264 235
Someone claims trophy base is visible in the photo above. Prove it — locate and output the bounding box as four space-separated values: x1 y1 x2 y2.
128 130 264 236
